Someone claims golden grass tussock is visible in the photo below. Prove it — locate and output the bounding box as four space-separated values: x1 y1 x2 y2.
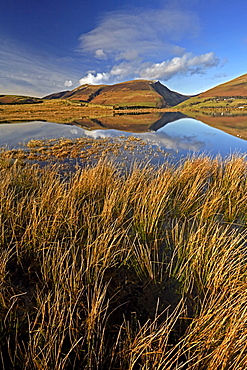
0 136 167 165
0 151 247 369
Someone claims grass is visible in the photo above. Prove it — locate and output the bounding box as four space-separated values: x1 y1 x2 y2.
0 136 167 165
0 99 114 124
177 97 247 112
0 150 247 369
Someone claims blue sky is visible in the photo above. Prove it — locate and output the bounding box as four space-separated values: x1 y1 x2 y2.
0 0 246 97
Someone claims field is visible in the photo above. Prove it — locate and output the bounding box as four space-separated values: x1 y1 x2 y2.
0 149 247 369
0 100 114 124
177 96 247 111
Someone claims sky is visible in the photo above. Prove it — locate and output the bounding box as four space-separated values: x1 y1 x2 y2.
0 0 246 97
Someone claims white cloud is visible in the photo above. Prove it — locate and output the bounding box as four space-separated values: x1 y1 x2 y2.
117 50 140 61
79 8 199 61
79 72 110 85
110 62 136 78
95 49 107 59
79 52 220 85
187 52 220 68
139 52 220 80
77 7 221 87
79 60 140 85
64 80 73 87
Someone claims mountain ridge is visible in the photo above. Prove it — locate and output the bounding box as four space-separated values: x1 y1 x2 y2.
43 79 191 108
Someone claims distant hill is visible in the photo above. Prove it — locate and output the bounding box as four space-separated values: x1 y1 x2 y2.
177 73 247 109
199 73 247 98
43 80 191 108
0 95 42 105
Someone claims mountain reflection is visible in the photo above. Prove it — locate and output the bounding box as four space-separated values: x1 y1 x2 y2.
71 112 188 133
185 112 247 140
148 112 188 131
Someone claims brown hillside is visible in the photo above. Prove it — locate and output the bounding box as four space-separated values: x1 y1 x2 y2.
200 73 247 98
91 80 163 107
43 80 191 108
0 95 42 104
44 85 106 102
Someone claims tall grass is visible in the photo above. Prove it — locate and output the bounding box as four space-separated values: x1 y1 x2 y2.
0 153 247 369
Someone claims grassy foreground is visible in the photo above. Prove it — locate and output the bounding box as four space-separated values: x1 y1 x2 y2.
0 154 247 369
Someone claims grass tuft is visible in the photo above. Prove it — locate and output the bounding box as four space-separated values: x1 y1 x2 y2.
0 152 247 368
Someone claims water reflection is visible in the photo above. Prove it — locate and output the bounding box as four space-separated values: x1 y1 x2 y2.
81 119 247 157
71 111 188 132
1 114 247 159
185 112 247 140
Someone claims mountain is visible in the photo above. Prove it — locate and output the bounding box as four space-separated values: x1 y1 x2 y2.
43 80 191 108
177 73 247 109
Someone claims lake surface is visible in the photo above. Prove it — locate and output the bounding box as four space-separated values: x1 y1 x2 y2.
1 114 247 161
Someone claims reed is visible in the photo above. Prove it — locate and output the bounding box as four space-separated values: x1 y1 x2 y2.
0 151 246 369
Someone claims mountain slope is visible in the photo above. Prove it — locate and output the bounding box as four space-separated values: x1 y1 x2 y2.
43 80 191 108
0 95 42 104
177 73 247 109
44 85 106 102
199 73 247 98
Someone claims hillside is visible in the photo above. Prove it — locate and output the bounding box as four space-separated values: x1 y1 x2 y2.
44 80 191 108
177 73 247 110
0 95 42 104
44 85 106 102
200 73 247 98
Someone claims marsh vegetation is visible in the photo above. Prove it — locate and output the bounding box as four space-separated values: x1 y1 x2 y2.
0 100 114 124
0 150 247 369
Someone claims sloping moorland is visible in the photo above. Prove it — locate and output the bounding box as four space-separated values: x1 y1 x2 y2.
177 73 247 111
44 79 191 108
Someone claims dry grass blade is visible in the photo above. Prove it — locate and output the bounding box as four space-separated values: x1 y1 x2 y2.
0 151 246 369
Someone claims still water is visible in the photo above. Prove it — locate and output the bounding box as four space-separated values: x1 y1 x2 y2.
1 115 247 160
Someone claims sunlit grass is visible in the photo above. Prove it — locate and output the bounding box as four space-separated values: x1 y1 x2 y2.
0 99 114 124
0 151 247 369
0 136 168 166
